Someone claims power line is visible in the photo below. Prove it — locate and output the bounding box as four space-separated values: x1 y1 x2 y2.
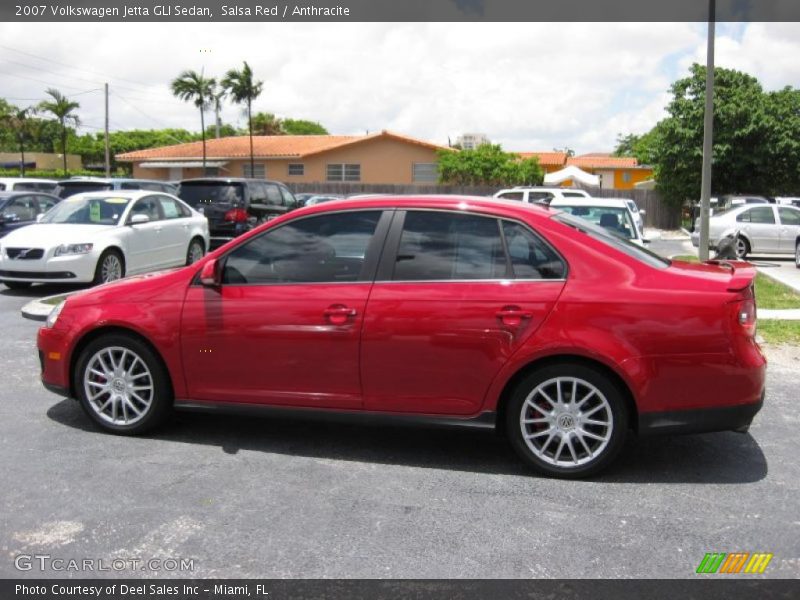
112 92 196 143
0 68 90 92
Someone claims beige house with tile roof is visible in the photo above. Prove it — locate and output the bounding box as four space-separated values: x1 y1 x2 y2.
116 130 450 185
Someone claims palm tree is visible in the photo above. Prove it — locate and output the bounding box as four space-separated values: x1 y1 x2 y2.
210 82 226 139
171 70 215 174
222 61 263 176
38 89 79 176
0 105 34 176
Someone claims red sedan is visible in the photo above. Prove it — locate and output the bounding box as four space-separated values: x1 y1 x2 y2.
37 196 766 477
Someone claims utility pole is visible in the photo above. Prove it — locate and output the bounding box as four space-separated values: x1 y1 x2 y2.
698 0 715 261
104 83 110 177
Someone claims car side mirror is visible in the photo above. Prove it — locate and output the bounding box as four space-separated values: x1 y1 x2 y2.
130 214 150 225
199 258 222 287
639 209 646 216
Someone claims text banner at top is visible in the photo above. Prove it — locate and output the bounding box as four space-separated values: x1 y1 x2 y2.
5 0 800 22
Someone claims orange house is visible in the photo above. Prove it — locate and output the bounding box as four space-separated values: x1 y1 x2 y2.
566 154 653 191
116 130 450 185
517 151 568 174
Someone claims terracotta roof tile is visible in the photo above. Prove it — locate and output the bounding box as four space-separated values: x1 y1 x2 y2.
116 130 450 162
567 155 639 169
517 152 567 167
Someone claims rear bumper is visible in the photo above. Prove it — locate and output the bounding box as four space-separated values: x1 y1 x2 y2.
639 393 764 436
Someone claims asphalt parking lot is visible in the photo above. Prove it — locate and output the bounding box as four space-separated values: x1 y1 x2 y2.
1 275 799 579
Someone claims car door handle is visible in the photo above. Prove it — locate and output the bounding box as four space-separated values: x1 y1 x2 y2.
324 304 357 325
496 306 532 327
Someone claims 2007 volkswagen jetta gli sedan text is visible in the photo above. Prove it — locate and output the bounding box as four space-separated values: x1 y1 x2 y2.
37 196 766 477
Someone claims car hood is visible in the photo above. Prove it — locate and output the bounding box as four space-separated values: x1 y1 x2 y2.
0 223 115 247
67 266 192 307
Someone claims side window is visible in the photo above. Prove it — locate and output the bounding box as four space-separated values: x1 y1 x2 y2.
265 184 283 206
528 192 554 203
121 182 141 190
128 196 162 222
249 182 267 204
778 207 800 226
392 211 506 281
736 211 751 223
222 211 382 285
280 186 295 206
748 207 776 224
502 221 566 280
159 197 185 219
35 195 58 213
498 192 524 201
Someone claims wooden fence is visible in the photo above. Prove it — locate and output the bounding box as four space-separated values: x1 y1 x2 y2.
289 183 681 230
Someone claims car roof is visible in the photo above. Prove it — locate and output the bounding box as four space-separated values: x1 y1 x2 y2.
0 177 58 184
549 197 631 208
59 177 168 184
0 190 58 198
179 177 285 184
60 190 158 200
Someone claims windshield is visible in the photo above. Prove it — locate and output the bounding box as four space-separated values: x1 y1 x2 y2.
178 182 245 208
40 195 130 225
56 182 112 198
554 212 669 269
555 205 638 240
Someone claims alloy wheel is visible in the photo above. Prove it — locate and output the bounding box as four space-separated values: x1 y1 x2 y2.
101 254 123 282
796 243 800 268
187 241 204 265
519 376 613 468
83 346 154 426
735 237 748 259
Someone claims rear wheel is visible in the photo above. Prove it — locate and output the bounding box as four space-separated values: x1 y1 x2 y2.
735 236 750 259
185 238 205 266
3 281 32 290
74 334 172 434
506 363 628 478
795 241 800 269
93 249 124 285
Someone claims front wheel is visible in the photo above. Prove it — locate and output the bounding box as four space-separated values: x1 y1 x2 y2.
93 249 125 285
795 242 800 269
74 334 172 434
506 363 628 478
735 236 750 259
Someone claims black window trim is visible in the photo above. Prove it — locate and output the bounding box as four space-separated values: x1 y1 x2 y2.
193 208 395 287
374 208 568 283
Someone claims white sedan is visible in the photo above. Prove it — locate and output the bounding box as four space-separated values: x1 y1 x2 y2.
0 190 209 289
549 197 647 246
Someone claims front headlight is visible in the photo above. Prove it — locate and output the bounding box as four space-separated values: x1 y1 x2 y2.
54 243 93 257
46 300 66 329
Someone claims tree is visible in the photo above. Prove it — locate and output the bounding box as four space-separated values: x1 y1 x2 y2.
171 70 215 174
0 104 35 175
437 144 544 186
612 129 661 165
282 118 328 135
222 61 263 175
38 88 80 176
250 112 283 135
210 81 227 139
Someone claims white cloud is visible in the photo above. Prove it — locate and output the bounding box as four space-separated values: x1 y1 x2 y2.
0 22 797 154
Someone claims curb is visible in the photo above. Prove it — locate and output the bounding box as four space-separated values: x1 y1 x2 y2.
20 293 72 322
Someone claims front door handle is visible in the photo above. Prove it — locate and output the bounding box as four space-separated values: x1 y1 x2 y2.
324 304 357 325
496 306 532 327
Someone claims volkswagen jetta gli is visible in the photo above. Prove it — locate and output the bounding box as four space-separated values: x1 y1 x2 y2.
37 196 766 478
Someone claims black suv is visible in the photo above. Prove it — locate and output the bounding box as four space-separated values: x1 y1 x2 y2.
177 178 297 248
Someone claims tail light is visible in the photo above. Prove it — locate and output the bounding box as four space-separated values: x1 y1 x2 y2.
730 284 756 338
223 208 248 223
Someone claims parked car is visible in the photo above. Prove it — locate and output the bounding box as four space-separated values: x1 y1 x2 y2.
37 195 764 478
55 177 177 199
549 197 647 246
0 177 58 193
691 203 800 264
0 191 61 238
494 187 591 205
304 194 344 206
620 198 645 233
177 178 297 249
0 190 209 289
293 193 317 206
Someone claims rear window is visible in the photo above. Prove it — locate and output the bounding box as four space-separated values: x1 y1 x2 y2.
178 182 245 208
554 212 669 269
56 182 112 198
557 205 637 240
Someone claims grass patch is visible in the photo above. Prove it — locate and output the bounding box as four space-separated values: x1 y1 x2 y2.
672 254 699 262
40 294 69 306
757 320 800 345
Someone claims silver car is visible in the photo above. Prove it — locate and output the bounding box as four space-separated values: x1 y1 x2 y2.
691 204 800 266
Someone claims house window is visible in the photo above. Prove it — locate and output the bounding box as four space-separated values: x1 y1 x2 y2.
413 162 438 183
327 163 361 182
242 163 266 178
621 172 632 183
288 163 304 176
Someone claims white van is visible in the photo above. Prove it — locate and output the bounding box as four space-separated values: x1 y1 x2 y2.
0 177 58 193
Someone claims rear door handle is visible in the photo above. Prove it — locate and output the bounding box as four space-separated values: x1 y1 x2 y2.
324 304 357 325
496 306 532 327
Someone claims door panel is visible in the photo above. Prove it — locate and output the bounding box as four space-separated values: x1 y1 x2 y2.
158 196 191 265
738 206 778 253
778 207 800 252
125 197 164 272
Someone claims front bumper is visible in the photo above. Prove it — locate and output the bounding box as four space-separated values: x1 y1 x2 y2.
0 252 98 283
639 393 764 436
37 325 73 397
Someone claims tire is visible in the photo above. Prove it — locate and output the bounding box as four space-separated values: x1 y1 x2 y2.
185 238 205 266
735 236 750 259
795 241 800 269
74 333 172 434
506 362 629 478
93 249 125 285
3 281 32 290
